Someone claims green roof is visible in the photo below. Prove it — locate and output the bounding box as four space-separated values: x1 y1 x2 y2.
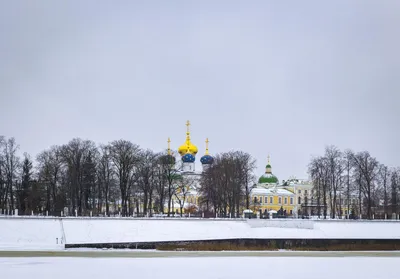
258 175 278 184
266 164 271 168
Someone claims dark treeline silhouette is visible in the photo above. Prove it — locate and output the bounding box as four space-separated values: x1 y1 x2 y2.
309 146 400 220
0 136 256 217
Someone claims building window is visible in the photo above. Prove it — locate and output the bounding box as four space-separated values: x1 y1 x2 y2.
284 197 288 204
290 210 293 215
254 197 257 203
290 197 293 205
270 197 273 204
305 190 308 195
298 197 301 204
265 197 268 204
298 190 301 194
278 197 282 204
259 197 263 204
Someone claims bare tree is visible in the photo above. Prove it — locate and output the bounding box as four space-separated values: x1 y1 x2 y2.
309 156 329 219
236 151 256 212
137 149 159 215
16 153 33 214
390 169 399 217
325 146 345 219
199 151 256 217
174 175 196 216
378 164 390 217
1 137 21 212
0 136 6 212
59 138 97 215
109 140 140 216
352 151 379 219
37 146 63 213
343 150 353 218
97 144 115 216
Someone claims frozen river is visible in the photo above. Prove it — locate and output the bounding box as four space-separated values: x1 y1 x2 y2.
1 251 399 279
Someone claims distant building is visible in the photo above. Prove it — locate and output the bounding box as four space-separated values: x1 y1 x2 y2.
250 157 313 217
165 121 212 214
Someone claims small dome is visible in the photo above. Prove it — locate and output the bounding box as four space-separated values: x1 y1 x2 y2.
182 153 196 163
266 164 271 168
160 154 176 165
200 154 214 165
258 174 279 184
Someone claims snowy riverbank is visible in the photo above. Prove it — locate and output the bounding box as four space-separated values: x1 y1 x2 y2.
1 217 400 250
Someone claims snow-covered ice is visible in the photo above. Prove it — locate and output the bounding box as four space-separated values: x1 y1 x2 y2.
1 256 398 279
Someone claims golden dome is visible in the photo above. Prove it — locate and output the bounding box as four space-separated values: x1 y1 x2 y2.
178 120 198 156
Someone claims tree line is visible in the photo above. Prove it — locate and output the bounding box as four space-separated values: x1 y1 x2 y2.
0 136 256 217
308 146 400 219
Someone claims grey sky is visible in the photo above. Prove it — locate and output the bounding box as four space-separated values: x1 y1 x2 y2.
1 1 399 180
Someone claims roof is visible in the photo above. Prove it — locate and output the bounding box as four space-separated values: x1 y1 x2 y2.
251 187 294 196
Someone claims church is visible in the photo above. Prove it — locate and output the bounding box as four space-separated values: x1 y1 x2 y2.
166 120 213 214
168 121 314 217
249 157 313 217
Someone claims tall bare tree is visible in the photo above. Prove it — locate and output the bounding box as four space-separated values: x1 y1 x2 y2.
325 146 345 219
309 156 329 218
159 152 181 216
390 169 399 217
378 164 390 217
37 146 64 213
60 138 97 215
109 140 140 216
352 151 379 219
137 149 159 215
17 153 33 214
2 137 21 212
97 144 115 216
343 150 353 218
199 151 256 217
0 136 6 212
174 175 196 216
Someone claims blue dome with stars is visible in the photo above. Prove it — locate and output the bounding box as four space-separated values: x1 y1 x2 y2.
182 153 195 163
200 154 214 165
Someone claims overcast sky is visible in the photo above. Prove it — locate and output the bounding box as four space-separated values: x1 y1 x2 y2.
1 1 399 180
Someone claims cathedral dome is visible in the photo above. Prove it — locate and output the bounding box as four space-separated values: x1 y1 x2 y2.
178 120 198 156
178 142 198 156
258 155 279 184
200 154 214 165
258 173 279 184
161 138 176 165
200 138 214 165
182 153 196 163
